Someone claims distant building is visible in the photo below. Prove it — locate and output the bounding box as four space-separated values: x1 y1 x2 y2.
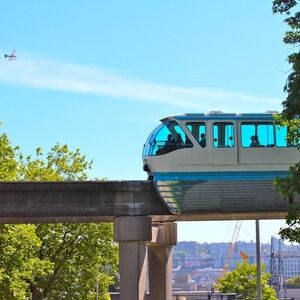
194 268 223 289
173 239 300 290
283 251 300 279
173 273 197 291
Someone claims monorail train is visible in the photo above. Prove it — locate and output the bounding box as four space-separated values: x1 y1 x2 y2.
142 112 300 214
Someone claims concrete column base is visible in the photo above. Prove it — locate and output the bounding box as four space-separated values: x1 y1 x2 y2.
119 242 147 300
114 216 152 300
148 222 177 300
148 245 173 300
114 218 177 300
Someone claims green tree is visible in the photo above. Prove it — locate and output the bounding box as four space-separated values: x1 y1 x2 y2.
0 224 53 300
0 129 118 299
273 0 300 119
273 0 300 243
286 275 300 287
215 262 277 300
272 0 300 203
31 223 117 300
0 133 20 181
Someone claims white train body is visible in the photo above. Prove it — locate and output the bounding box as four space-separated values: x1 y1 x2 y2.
142 112 299 214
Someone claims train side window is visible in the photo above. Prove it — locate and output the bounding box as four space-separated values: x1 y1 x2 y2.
241 122 274 148
173 124 193 147
186 122 206 147
276 125 297 147
213 122 234 148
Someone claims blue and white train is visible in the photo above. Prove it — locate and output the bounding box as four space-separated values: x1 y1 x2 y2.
142 112 299 214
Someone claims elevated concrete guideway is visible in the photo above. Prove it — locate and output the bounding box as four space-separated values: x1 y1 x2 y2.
0 180 295 223
0 180 297 300
0 181 169 223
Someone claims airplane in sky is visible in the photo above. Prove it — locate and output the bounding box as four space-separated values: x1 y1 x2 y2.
4 50 17 61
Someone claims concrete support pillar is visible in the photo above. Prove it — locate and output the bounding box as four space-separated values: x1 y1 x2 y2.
118 242 147 300
148 245 173 300
148 222 177 300
114 216 152 300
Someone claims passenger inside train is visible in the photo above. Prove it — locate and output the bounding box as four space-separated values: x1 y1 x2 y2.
153 121 193 155
199 133 206 147
144 117 297 157
250 135 260 147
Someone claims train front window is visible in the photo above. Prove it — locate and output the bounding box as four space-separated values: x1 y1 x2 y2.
241 122 274 147
213 122 234 148
186 122 206 147
143 120 193 156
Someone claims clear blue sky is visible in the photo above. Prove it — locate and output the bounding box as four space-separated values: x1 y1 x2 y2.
0 1 293 243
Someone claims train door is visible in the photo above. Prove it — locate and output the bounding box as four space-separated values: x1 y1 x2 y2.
209 120 238 165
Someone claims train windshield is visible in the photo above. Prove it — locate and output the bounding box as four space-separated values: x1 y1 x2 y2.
143 120 193 156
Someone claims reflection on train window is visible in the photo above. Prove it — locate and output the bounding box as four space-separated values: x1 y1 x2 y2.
241 122 274 148
186 122 206 147
276 125 297 147
213 122 234 148
148 121 193 156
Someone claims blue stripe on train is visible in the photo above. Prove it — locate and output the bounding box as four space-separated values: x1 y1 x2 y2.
153 171 289 181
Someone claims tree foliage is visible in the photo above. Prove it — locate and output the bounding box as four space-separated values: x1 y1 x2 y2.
273 0 300 118
0 224 53 300
0 128 118 299
215 262 277 300
286 275 300 287
272 0 300 244
278 204 300 242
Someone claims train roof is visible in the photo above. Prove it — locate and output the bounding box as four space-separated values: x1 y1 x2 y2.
160 111 279 122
